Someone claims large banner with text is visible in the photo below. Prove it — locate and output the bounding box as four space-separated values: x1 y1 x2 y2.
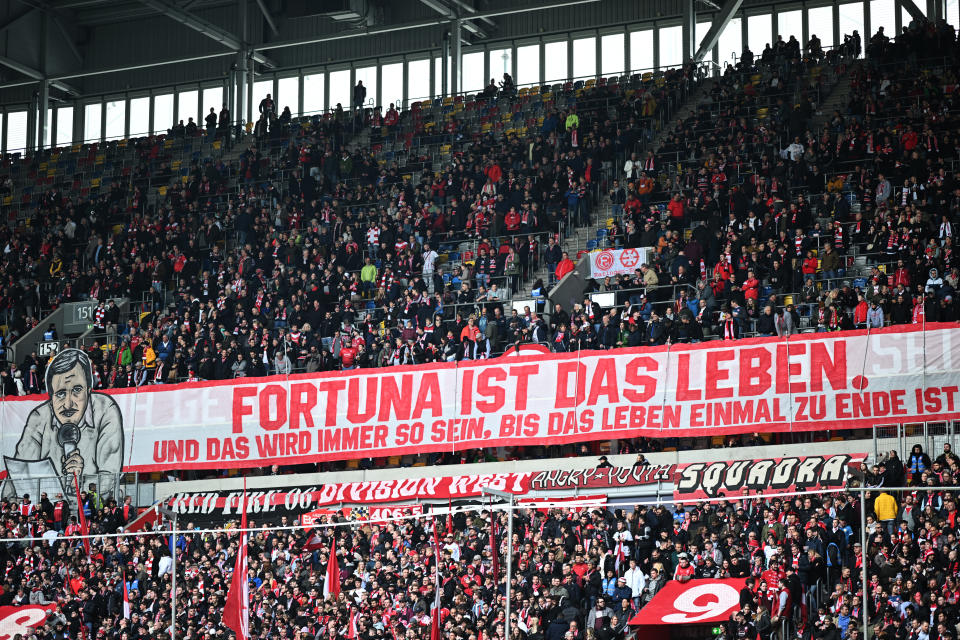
673 453 868 499
0 325 956 491
163 464 672 523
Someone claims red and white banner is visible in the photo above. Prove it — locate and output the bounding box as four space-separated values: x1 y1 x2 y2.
0 604 58 639
301 504 423 526
587 247 650 279
673 454 868 500
628 578 747 626
168 466 665 524
168 472 531 520
528 464 674 492
1 325 957 485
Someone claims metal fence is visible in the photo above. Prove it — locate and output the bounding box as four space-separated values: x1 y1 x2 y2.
872 420 960 462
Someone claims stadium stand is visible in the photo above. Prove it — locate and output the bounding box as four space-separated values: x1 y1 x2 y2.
3 21 958 398
0 443 957 640
0 19 956 471
0 7 958 640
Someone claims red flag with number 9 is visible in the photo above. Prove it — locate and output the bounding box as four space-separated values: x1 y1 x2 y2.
0 604 57 640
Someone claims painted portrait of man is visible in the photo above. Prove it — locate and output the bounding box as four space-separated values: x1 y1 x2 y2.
7 349 124 499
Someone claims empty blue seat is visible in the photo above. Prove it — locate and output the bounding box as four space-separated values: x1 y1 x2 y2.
586 239 598 251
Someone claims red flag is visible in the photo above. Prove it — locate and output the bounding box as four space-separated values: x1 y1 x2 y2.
324 548 341 599
223 487 249 640
73 474 90 557
430 608 440 640
446 499 453 534
348 611 359 638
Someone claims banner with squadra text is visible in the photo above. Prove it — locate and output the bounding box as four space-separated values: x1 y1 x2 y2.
0 324 958 475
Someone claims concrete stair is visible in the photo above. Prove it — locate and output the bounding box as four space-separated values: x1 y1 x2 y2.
808 70 853 134
530 79 720 298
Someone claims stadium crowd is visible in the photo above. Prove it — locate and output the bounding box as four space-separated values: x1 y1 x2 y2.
0 17 957 396
0 441 958 640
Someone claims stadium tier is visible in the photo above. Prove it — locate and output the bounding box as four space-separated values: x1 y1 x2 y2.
0 3 958 640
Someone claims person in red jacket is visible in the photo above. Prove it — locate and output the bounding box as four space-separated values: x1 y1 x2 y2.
854 293 869 327
801 250 819 278
504 208 521 232
673 554 695 582
555 252 575 281
667 192 685 228
893 259 911 288
901 125 918 152
384 103 399 128
742 270 760 301
340 338 358 370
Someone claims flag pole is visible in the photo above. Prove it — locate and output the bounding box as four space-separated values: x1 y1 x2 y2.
157 504 179 640
241 479 249 639
482 487 514 640
430 514 445 640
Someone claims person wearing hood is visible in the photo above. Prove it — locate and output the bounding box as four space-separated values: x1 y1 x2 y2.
926 268 944 296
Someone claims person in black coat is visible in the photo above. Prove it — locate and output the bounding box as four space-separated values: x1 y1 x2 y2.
674 313 704 343
756 305 778 336
596 316 618 350
646 311 666 345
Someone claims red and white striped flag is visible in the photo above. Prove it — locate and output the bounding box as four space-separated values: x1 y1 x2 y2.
304 530 324 552
615 538 626 574
122 570 131 619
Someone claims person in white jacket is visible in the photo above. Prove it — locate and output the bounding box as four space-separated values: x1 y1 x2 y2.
12 370 25 396
623 558 647 607
623 152 640 181
926 268 944 295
